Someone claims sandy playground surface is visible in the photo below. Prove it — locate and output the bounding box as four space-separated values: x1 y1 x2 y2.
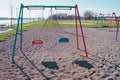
0 28 120 80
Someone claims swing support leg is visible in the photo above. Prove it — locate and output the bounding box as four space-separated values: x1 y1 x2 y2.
75 4 88 58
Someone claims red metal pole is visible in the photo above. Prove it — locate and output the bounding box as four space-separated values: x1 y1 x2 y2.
109 12 117 32
75 4 88 58
116 20 119 41
109 12 119 41
75 6 79 49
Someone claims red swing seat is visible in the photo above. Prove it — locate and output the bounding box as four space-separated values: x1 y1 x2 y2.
32 40 43 44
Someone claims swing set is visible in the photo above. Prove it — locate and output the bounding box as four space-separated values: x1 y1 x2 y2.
95 13 108 28
95 13 104 28
95 12 119 41
12 3 88 63
109 12 119 41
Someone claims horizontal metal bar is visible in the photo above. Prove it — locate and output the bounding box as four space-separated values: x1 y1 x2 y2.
27 7 45 10
23 5 75 9
55 8 72 10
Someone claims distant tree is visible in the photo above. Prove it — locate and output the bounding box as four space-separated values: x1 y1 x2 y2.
47 13 75 20
84 11 94 20
67 15 75 20
9 5 14 28
94 13 97 20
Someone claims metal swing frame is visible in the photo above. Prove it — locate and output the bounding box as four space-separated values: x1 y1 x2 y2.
109 12 119 41
95 13 104 28
12 3 88 63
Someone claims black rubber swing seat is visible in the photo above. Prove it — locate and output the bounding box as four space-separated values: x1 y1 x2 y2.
59 38 69 43
102 25 109 28
32 40 43 44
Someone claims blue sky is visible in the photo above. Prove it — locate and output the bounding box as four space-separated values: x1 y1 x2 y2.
0 0 120 17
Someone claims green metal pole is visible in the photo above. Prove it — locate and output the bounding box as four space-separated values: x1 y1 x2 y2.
20 4 24 51
95 13 103 28
100 14 103 27
12 4 23 63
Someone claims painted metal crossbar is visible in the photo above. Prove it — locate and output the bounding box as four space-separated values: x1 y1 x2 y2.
24 5 75 9
27 7 45 10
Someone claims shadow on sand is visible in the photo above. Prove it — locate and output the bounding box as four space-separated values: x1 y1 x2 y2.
74 60 94 70
41 61 59 70
20 50 51 80
79 49 120 71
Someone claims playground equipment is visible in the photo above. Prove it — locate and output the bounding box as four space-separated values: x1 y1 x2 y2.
95 13 104 28
109 12 119 41
109 12 118 32
102 14 110 28
42 8 59 28
95 13 109 28
116 18 119 41
12 4 88 63
32 40 43 44
59 38 69 43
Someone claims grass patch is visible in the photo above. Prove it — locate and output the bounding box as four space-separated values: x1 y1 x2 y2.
0 20 118 42
0 30 16 42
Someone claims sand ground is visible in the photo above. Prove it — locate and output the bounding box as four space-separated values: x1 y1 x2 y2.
0 28 120 80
